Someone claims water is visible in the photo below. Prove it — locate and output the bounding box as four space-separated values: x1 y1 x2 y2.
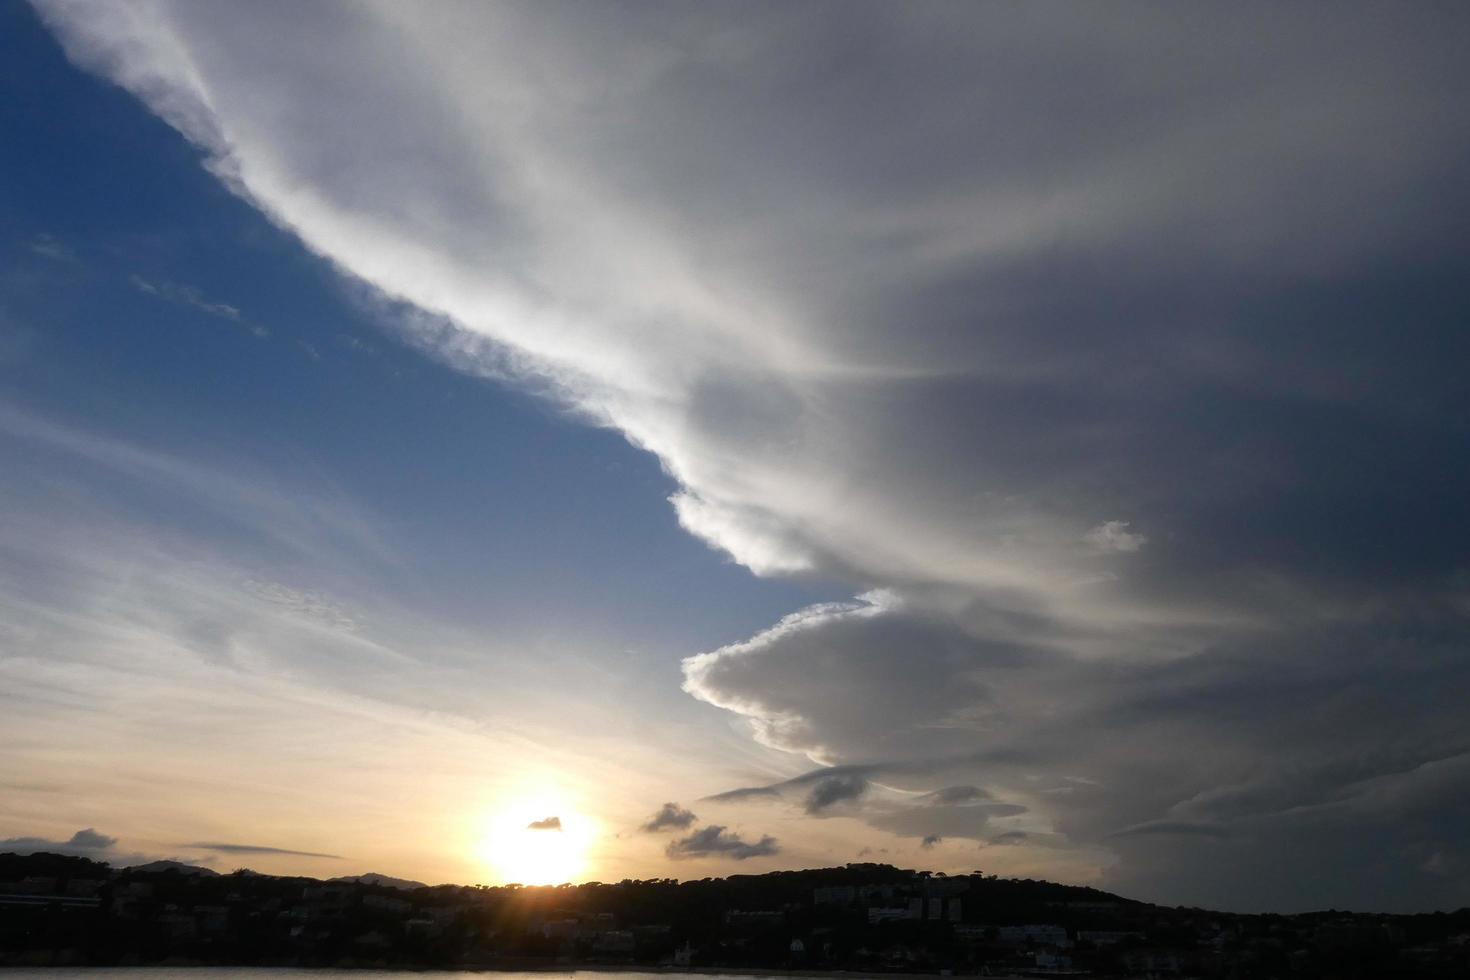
0 972 779 979
0 974 966 980
0 972 720 979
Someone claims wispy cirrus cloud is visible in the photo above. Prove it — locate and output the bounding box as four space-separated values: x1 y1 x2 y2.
0 404 692 887
129 273 270 339
27 233 74 262
130 274 242 321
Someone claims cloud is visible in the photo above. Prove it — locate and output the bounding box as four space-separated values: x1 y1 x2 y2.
46 1 1470 621
867 786 1028 843
0 828 162 867
0 828 117 854
28 233 74 262
66 828 115 849
641 803 696 833
921 835 942 849
1109 821 1230 840
128 274 270 339
804 772 868 813
526 816 562 831
0 406 688 894
0 403 391 566
1083 521 1146 554
703 785 783 804
921 786 990 806
706 761 1028 843
130 275 243 321
183 841 343 859
242 580 359 633
704 765 880 808
665 825 779 861
30 0 1470 912
684 593 1470 909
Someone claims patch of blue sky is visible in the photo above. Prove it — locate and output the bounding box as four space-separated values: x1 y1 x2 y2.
0 2 837 674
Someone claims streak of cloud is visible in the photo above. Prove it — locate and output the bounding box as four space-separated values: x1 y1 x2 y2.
184 842 344 859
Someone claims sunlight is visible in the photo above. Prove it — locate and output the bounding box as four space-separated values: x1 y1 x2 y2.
475 790 596 886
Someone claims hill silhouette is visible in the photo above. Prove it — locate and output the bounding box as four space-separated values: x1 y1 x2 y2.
1 852 1466 976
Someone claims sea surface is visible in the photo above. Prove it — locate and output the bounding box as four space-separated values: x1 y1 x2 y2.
4 973 937 980
0 973 768 979
0 972 737 979
0 972 805 979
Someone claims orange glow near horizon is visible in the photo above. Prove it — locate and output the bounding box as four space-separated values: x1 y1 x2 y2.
474 791 597 886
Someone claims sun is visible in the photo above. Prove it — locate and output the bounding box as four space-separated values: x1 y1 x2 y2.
475 793 596 886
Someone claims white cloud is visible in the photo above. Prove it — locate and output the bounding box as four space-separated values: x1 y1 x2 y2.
28 233 75 262
1083 521 1146 554
36 0 1417 625
130 274 242 321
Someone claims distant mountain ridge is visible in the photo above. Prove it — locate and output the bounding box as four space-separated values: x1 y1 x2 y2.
125 859 219 877
330 871 427 890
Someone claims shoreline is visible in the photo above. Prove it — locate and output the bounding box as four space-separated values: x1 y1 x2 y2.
0 966 1026 978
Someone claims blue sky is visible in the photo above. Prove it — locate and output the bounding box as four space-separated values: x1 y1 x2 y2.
1 0 830 656
4 0 1470 912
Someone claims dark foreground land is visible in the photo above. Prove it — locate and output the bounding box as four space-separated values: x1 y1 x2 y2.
2 852 1467 978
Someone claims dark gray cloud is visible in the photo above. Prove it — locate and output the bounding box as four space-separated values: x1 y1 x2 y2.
66 828 114 849
34 0 1470 912
804 772 868 814
184 841 343 859
0 827 117 854
709 763 1028 842
921 835 942 850
665 825 780 861
704 765 881 806
690 599 1470 910
868 794 1027 843
526 816 562 831
1109 821 1230 840
641 802 697 833
0 827 159 868
922 786 990 806
703 785 782 804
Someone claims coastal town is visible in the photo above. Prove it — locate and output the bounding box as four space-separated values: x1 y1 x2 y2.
3 851 1466 977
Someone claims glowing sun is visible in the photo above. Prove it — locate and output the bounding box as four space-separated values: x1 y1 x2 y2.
476 794 595 885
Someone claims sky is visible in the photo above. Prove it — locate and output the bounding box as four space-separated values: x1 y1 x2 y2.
2 0 1469 913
